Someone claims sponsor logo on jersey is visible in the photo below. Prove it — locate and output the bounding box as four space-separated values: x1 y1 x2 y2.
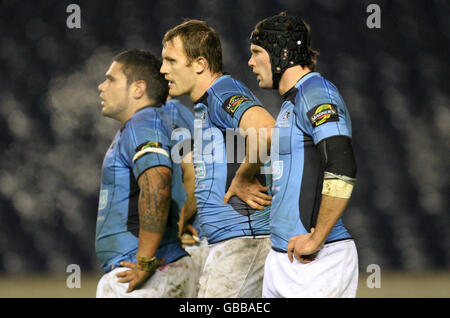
307 104 339 127
133 141 169 162
135 141 162 152
99 189 108 210
222 95 249 117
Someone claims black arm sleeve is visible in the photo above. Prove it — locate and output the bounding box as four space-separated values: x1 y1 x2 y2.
317 136 357 178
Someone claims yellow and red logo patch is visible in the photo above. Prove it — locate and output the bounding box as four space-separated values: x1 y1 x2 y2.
307 103 339 127
135 141 162 152
222 95 249 117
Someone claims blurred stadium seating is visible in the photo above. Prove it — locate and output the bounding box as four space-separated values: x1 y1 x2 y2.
0 0 448 289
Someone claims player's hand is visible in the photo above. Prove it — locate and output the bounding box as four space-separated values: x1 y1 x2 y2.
180 223 199 247
287 228 323 264
116 260 163 293
223 175 272 210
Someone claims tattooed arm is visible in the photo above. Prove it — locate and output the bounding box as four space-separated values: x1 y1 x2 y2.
136 165 172 255
117 166 172 292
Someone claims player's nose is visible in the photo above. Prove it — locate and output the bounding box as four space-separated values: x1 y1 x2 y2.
98 81 105 92
160 62 167 75
248 56 255 68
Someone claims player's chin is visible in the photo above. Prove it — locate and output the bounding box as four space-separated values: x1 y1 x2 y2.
169 84 187 97
101 107 114 119
101 107 109 117
168 87 183 97
258 79 272 89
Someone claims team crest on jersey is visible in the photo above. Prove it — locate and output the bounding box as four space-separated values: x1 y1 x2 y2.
99 190 108 210
272 160 284 181
222 95 249 117
307 104 339 128
282 111 291 120
278 110 291 127
194 161 206 179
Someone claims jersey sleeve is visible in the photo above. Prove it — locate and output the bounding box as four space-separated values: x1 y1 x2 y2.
211 93 262 129
294 82 352 144
121 119 172 181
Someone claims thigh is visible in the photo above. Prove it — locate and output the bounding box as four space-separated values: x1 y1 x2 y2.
95 267 135 298
96 256 196 298
338 240 359 298
96 272 114 298
262 249 281 298
185 240 210 296
198 237 270 298
155 255 198 298
270 239 358 298
185 238 209 274
238 237 271 298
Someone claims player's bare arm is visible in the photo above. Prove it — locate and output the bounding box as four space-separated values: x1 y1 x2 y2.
178 151 199 245
117 166 172 292
223 106 275 210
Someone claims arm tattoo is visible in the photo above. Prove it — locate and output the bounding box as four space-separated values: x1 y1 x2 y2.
138 166 172 234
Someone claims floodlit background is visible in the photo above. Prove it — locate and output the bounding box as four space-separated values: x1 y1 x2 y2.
0 0 448 297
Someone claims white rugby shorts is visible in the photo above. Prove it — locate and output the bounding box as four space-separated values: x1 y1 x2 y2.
96 255 197 298
197 236 271 298
263 239 358 298
184 237 210 296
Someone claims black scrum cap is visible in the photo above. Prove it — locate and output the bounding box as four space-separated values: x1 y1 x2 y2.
250 14 311 89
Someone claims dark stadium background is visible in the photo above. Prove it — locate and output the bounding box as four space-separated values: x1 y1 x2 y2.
0 0 448 297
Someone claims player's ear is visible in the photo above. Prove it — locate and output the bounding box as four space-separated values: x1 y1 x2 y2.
132 80 147 99
193 57 208 74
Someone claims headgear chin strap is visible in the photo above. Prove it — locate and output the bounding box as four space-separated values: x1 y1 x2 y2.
250 14 311 89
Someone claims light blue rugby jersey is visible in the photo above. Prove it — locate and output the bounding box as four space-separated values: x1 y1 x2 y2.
95 105 187 273
270 72 353 252
162 99 194 134
192 74 271 244
161 99 205 239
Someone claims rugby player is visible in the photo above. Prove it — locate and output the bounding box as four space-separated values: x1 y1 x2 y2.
161 20 275 297
95 49 197 297
248 13 359 297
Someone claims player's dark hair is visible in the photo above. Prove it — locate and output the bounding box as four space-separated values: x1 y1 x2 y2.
162 19 223 74
113 49 169 104
252 14 319 71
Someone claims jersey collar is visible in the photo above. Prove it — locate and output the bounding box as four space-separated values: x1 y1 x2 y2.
281 72 320 102
294 72 320 88
194 91 209 105
281 85 298 102
120 103 162 131
194 74 231 105
134 103 163 114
